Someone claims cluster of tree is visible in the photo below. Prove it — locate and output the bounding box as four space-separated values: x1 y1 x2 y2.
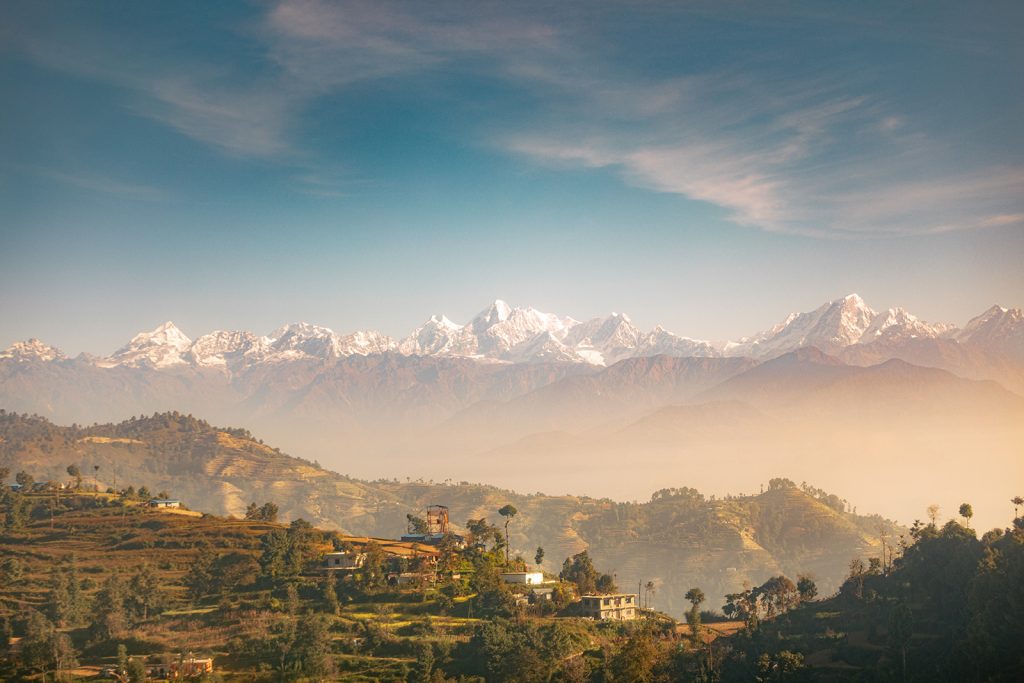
0 477 30 530
90 565 165 641
465 517 503 550
13 609 78 677
713 500 1024 682
236 610 334 679
798 480 849 514
4 557 165 678
0 410 72 459
650 486 706 505
244 501 279 522
406 512 430 534
862 504 1024 681
723 574 816 629
184 548 260 601
559 551 617 595
465 618 583 681
462 616 723 682
258 519 323 582
183 516 321 605
118 484 167 500
1 463 171 502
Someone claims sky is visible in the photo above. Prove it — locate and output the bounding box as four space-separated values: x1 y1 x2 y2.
1 0 1022 355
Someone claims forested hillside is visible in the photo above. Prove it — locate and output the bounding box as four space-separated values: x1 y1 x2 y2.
710 506 1024 682
1 411 901 616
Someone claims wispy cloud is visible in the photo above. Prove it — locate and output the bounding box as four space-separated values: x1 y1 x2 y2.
2 0 557 162
137 76 296 158
22 166 168 201
5 1 1021 236
821 168 1024 236
263 0 558 89
494 56 1024 238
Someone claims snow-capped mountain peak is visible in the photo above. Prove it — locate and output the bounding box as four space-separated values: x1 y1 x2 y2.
959 305 1018 339
7 295 1022 371
265 322 345 362
335 330 397 356
134 321 191 348
0 338 67 362
187 330 273 369
637 327 719 359
843 292 866 305
429 314 461 330
473 303 578 357
956 304 1024 360
726 294 876 358
188 325 395 368
270 322 334 342
399 313 477 356
860 307 953 344
106 321 192 368
470 299 514 331
834 293 877 337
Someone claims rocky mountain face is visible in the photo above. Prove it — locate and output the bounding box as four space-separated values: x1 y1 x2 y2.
0 411 901 616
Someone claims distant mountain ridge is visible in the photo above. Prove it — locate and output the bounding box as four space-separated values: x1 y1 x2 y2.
5 294 1020 370
2 323 1022 547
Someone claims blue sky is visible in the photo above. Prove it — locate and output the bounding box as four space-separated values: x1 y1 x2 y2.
1 1 1022 354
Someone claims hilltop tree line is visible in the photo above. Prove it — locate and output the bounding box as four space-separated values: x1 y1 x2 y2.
0 410 330 485
711 499 1024 682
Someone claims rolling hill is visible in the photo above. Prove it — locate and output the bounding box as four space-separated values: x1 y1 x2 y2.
1 411 901 616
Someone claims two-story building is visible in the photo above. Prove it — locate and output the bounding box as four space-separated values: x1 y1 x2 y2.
579 594 638 620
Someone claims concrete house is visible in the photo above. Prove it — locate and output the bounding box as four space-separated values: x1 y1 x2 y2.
579 594 638 620
148 499 181 508
500 571 545 585
323 551 364 570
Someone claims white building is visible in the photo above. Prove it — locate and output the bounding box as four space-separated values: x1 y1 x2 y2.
579 594 638 620
148 499 181 509
323 551 364 570
500 571 545 585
